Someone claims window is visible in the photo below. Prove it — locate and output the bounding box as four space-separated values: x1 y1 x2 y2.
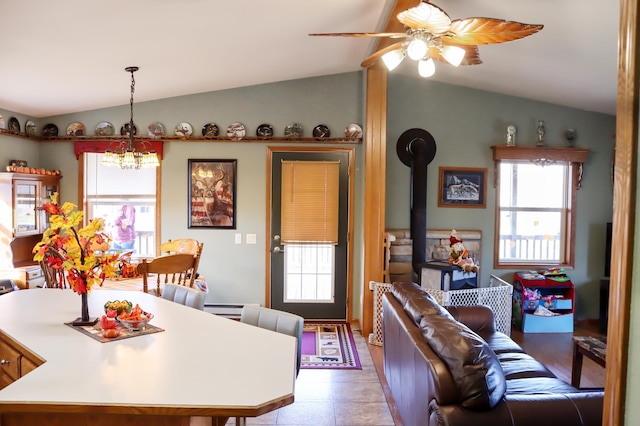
492 146 589 269
83 153 159 258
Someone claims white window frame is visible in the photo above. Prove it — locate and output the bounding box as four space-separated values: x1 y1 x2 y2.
492 146 589 270
81 152 160 258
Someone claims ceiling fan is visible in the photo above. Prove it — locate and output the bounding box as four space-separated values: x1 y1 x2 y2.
310 1 543 77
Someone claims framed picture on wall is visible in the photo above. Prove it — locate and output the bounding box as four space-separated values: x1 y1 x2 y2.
188 159 237 229
438 167 487 208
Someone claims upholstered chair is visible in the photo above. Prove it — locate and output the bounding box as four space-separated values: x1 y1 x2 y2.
161 283 206 310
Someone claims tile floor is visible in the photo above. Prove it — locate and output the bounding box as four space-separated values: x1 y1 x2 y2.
225 331 395 425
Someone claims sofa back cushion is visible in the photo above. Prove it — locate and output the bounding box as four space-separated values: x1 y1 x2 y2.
419 312 507 410
391 281 453 325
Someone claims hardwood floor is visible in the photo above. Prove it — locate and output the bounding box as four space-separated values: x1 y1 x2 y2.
367 319 607 426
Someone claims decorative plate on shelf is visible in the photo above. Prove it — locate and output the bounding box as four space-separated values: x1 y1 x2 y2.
25 120 37 137
120 122 138 136
313 124 330 140
0 114 5 129
256 123 273 138
284 122 303 138
66 121 85 136
226 122 246 140
202 122 219 138
175 122 193 137
42 123 59 138
147 122 165 138
344 123 363 139
8 117 20 134
95 121 115 136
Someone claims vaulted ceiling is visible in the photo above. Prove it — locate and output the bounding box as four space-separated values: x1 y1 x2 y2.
0 0 618 118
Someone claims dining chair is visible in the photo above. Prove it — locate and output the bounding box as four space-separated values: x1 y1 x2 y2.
160 239 204 287
161 283 206 310
136 253 197 297
240 305 304 376
39 247 69 289
236 306 303 426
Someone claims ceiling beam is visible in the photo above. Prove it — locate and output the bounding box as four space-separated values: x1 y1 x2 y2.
372 0 420 55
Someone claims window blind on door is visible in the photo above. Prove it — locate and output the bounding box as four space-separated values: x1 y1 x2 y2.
281 160 339 244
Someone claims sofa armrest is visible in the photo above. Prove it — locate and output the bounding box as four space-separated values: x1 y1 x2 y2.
445 305 496 334
431 392 604 426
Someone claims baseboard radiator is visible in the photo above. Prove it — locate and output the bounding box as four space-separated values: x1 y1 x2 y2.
204 303 260 319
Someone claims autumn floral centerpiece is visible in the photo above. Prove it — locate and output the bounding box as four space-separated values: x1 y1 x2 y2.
33 193 122 325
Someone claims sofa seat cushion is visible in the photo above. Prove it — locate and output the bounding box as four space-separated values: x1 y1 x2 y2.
419 312 507 410
483 332 527 354
391 281 453 325
497 352 556 379
506 377 580 394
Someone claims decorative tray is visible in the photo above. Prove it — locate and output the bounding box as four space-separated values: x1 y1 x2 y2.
65 321 164 343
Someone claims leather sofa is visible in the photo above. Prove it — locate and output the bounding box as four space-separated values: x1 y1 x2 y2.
382 281 604 425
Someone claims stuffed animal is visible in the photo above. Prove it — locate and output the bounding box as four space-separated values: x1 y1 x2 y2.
448 230 479 273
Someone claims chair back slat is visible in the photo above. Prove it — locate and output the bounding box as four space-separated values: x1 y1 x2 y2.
137 253 197 296
159 239 204 287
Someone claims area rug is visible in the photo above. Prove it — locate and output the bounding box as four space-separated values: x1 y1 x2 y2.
301 322 361 370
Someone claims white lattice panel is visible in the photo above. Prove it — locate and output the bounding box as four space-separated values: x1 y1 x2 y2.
368 281 391 346
368 275 513 346
427 275 513 336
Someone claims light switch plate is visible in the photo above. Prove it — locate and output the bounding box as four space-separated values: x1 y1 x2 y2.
246 234 257 244
235 233 242 244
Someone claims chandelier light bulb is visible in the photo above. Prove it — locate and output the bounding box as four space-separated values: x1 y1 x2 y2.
407 38 428 61
441 45 466 67
381 49 405 71
418 58 436 78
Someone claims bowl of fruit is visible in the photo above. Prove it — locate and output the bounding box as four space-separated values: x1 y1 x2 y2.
104 300 133 315
118 304 153 331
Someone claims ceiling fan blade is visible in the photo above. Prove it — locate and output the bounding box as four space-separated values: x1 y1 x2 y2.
360 41 407 68
309 32 407 38
397 1 451 33
448 18 543 45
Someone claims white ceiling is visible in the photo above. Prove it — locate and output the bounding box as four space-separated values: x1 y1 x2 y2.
0 0 619 118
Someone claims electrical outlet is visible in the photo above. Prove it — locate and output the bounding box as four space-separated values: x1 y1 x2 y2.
246 234 257 244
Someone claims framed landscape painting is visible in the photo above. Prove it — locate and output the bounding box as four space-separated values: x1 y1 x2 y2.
438 167 487 208
188 159 237 228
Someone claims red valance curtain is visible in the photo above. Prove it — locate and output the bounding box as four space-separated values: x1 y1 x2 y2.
73 141 163 159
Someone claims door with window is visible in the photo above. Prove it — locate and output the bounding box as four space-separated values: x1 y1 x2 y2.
269 148 352 320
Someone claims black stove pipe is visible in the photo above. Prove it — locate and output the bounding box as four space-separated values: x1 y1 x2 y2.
396 129 437 283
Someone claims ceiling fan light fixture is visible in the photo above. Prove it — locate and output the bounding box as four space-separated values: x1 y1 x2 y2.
441 45 466 67
382 49 405 71
407 38 428 61
418 58 436 78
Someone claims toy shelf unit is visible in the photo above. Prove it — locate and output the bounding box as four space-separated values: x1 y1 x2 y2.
512 270 575 333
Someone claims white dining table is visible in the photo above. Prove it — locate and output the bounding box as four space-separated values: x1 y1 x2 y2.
0 289 296 426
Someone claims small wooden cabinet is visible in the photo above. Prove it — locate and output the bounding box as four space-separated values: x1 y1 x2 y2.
0 173 60 238
0 172 61 282
0 330 44 390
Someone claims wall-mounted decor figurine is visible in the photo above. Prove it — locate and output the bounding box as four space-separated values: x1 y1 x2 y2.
536 120 546 146
565 128 577 147
505 124 517 146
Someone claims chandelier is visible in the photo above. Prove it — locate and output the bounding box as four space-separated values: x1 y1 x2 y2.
101 66 160 169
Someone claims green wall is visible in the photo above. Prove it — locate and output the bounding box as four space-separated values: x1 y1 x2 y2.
0 70 616 323
386 74 615 319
